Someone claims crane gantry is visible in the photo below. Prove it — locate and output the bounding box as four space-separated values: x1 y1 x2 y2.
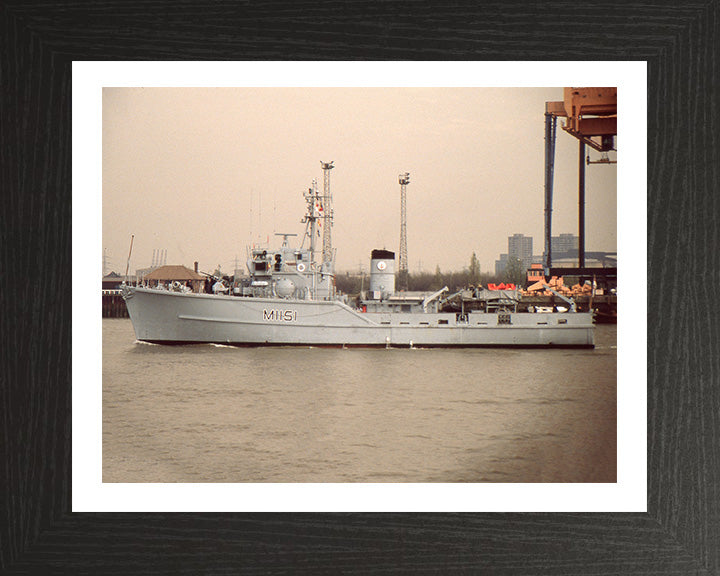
543 88 617 276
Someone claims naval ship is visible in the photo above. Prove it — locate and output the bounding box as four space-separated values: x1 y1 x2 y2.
122 169 594 348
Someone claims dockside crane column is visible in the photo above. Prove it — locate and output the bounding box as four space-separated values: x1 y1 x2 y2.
543 108 558 273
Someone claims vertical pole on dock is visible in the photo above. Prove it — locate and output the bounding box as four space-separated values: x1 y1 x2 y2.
578 141 585 269
543 111 556 274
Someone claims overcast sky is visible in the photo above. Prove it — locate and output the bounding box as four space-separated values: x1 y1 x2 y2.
102 87 616 276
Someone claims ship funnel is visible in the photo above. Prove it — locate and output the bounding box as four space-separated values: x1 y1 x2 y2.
369 249 395 298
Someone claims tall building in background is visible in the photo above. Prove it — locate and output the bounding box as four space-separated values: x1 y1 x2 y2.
494 253 508 276
496 232 608 276
551 233 579 258
508 233 533 271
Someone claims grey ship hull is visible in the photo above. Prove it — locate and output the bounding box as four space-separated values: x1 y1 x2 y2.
122 286 594 348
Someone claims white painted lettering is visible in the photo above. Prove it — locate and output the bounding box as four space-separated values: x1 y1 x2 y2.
263 309 297 322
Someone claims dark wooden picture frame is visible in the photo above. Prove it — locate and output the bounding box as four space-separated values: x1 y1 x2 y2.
2 2 718 574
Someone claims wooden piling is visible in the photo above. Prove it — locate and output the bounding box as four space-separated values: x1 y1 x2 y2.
102 293 128 318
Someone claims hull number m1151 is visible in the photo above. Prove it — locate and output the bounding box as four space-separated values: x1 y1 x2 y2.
263 309 298 322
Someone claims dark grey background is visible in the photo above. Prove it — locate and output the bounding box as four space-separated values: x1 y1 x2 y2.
1 1 717 574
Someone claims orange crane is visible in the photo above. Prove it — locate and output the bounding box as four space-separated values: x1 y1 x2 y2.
544 87 617 271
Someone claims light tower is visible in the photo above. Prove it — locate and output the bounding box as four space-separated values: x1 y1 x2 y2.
320 161 334 265
398 172 410 290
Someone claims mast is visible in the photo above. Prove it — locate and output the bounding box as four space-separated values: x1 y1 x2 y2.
320 160 334 266
301 178 320 265
300 164 335 300
398 172 410 290
310 179 319 262
124 234 134 282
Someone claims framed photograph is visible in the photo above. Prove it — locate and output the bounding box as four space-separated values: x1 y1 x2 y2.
3 2 717 574
80 64 638 512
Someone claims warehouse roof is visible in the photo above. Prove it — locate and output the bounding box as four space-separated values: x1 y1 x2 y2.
143 265 204 281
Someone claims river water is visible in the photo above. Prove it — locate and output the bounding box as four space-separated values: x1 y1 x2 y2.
102 318 616 483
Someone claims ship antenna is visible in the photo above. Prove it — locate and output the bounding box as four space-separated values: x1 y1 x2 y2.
124 234 134 284
308 178 320 263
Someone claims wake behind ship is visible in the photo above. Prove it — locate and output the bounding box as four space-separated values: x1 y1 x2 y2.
122 164 594 348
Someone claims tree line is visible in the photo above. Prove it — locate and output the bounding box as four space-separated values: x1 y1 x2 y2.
335 252 528 295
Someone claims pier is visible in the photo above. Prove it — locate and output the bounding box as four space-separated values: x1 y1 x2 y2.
102 292 128 318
